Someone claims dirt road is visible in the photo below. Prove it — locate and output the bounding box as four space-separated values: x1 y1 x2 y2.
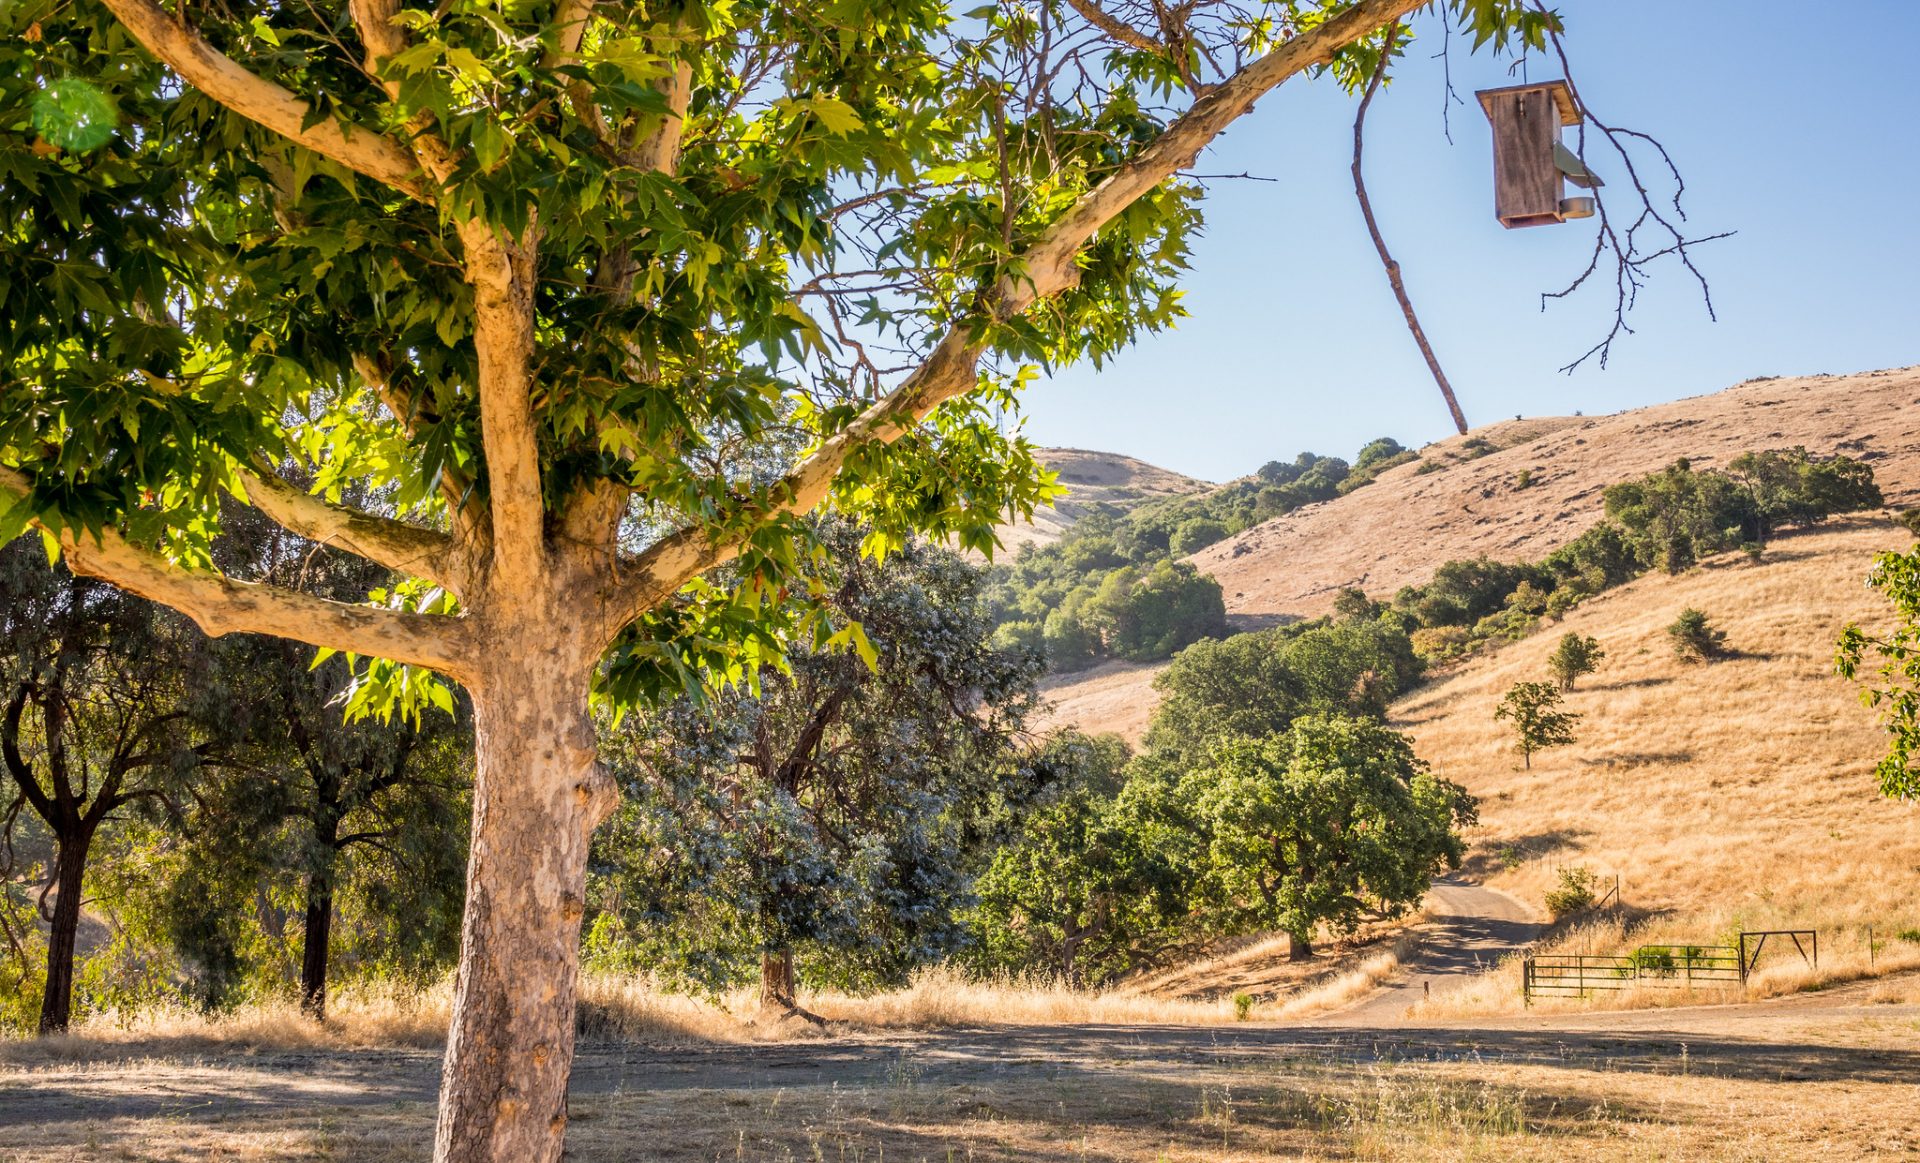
1323 876 1545 1025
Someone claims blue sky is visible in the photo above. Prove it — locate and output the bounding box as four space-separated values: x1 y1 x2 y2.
1019 0 1920 482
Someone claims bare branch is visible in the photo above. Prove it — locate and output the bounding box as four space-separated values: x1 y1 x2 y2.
1352 21 1469 434
602 0 1429 640
236 468 464 593
2 469 474 680
94 0 431 201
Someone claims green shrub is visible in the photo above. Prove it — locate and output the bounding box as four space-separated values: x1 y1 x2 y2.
1896 927 1920 944
1548 632 1604 692
1543 866 1598 919
1668 607 1728 662
1898 510 1920 538
1169 517 1230 556
1232 992 1256 1021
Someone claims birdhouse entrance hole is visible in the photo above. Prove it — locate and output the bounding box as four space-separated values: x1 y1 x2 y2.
1477 80 1594 229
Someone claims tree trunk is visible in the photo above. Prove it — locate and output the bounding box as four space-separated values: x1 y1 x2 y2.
432 653 615 1163
759 947 797 1010
299 842 336 1021
1288 932 1313 963
38 825 92 1035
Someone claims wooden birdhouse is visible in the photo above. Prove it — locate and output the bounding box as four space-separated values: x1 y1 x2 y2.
1476 80 1598 229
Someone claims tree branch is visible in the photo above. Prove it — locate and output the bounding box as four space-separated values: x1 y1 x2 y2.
604 0 1427 637
1351 21 1469 434
2 470 473 680
458 222 546 584
633 60 695 176
236 467 463 592
348 0 462 185
94 0 431 201
1065 0 1164 56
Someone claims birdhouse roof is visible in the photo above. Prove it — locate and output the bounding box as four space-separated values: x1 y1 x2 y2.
1475 80 1580 127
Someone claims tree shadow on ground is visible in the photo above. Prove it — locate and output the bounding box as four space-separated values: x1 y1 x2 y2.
1459 829 1590 879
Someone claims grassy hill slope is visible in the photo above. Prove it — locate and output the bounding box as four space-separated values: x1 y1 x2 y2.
1039 366 1920 743
1399 516 1920 933
1192 368 1920 621
990 447 1212 552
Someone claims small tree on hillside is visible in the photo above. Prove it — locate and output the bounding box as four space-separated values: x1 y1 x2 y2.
1668 608 1729 662
1548 633 1605 692
1494 682 1578 769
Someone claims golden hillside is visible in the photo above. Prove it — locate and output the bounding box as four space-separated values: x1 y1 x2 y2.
990 447 1211 552
1193 367 1920 621
1038 366 1920 743
1399 516 1920 930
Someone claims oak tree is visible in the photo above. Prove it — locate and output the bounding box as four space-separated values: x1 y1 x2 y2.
0 541 215 1032
587 522 1040 1010
1 0 1560 1155
1547 631 1603 692
1493 680 1577 769
1186 714 1473 960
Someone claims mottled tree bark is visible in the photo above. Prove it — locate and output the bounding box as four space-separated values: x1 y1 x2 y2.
759 948 797 1010
432 641 614 1163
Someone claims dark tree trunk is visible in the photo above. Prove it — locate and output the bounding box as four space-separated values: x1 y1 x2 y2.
1288 932 1314 963
760 947 797 1010
299 845 337 1020
39 825 92 1034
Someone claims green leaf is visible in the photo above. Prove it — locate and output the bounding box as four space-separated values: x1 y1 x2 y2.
32 78 118 152
805 97 864 137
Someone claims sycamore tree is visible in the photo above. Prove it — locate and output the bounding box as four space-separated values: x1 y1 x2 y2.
0 0 1561 1156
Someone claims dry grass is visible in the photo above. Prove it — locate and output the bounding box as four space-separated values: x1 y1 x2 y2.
1399 518 1920 930
10 1010 1920 1161
1391 520 1920 1016
4 965 1356 1068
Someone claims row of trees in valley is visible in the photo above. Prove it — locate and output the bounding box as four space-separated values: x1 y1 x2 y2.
1 515 1477 1033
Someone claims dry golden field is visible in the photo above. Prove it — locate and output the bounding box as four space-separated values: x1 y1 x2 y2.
1398 516 1920 938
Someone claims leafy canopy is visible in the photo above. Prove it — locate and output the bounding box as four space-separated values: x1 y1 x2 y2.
1493 680 1576 768
1 0 1567 712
